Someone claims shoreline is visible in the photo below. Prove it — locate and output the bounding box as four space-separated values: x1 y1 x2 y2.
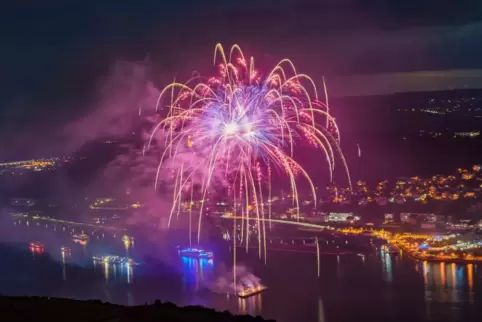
394 243 482 264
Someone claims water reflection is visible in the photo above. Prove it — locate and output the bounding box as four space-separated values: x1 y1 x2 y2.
126 263 133 284
4 216 482 322
467 263 474 304
92 261 135 285
335 255 341 278
61 250 67 281
103 262 109 281
317 297 325 322
181 257 214 292
380 248 393 282
237 293 263 316
179 255 263 316
419 259 480 306
423 261 429 285
10 217 137 285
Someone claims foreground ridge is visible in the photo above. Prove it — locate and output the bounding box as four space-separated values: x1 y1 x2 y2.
0 296 275 322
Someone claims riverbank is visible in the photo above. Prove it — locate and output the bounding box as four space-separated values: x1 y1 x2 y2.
10 213 126 232
394 243 482 264
0 296 274 322
340 227 482 264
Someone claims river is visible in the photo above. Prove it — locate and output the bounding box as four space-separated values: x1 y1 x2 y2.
0 216 480 322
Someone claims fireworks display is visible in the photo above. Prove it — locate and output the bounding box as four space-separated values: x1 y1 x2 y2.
149 44 351 261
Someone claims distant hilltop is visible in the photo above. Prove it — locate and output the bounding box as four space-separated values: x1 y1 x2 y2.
328 70 482 97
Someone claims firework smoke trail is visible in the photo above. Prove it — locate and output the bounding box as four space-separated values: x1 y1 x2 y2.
149 44 351 267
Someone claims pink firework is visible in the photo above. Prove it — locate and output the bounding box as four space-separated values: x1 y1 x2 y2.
148 44 351 258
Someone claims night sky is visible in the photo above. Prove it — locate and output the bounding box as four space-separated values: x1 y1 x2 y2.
1 0 482 151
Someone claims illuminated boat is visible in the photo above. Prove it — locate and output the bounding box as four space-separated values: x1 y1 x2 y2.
93 255 139 265
178 247 214 259
238 284 268 298
30 241 44 249
72 233 90 241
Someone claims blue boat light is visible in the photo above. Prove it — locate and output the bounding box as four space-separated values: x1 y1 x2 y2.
179 247 214 257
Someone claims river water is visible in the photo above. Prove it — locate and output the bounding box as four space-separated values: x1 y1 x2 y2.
0 216 481 322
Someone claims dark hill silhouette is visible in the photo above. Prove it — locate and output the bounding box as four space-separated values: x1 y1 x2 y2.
0 296 274 322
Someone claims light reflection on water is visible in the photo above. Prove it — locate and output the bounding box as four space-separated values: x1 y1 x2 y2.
419 258 479 304
2 217 482 322
317 297 325 322
61 251 67 281
181 256 214 292
179 255 266 315
92 257 135 285
238 293 263 316
380 248 393 282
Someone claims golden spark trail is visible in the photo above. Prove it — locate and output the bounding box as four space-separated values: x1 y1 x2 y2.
197 139 224 243
247 167 262 259
243 166 250 253
257 169 268 264
232 183 237 288
268 164 272 231
176 163 184 220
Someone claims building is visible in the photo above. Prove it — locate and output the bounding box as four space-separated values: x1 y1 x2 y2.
11 198 36 207
327 212 360 223
305 212 329 223
436 215 446 224
384 213 394 222
454 131 480 138
400 213 436 224
421 223 436 230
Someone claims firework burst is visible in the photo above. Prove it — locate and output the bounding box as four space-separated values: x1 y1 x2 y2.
149 44 351 264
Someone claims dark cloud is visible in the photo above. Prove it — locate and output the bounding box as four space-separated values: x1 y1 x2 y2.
1 0 482 123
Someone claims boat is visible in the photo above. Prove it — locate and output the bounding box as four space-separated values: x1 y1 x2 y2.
178 247 214 259
30 241 44 249
72 233 90 241
238 284 268 298
92 255 139 265
61 246 71 254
